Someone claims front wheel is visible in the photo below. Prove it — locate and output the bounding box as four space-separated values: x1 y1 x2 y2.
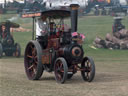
54 57 68 84
81 56 95 82
0 43 3 58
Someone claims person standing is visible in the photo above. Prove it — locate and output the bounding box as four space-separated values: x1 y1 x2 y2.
36 16 48 49
36 16 48 38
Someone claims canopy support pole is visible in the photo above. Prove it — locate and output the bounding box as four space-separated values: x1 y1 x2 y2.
32 17 35 40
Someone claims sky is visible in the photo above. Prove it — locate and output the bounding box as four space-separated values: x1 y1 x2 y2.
0 0 24 3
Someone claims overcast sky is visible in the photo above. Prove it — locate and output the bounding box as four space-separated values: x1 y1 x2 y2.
0 0 25 3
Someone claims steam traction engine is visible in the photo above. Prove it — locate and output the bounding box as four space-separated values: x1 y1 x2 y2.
0 21 21 58
24 4 95 84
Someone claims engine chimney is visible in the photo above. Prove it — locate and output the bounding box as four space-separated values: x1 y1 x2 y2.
70 4 79 33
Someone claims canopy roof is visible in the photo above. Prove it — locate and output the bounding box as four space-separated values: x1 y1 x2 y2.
41 10 70 19
21 10 70 19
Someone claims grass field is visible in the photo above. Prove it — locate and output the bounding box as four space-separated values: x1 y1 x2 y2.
0 14 128 96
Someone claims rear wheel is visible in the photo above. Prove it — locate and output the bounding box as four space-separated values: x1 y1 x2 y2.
14 43 21 57
24 40 44 80
54 57 68 84
0 43 3 58
81 56 95 82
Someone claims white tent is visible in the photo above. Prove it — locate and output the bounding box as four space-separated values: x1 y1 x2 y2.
0 0 13 4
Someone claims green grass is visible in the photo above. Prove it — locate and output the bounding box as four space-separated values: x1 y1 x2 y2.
1 14 128 58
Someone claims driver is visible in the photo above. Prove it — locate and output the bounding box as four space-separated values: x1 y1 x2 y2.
36 16 48 38
0 25 7 43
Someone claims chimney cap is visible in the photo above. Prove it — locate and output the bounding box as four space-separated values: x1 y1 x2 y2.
70 4 79 10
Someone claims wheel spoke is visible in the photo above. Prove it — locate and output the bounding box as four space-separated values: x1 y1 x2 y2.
85 61 91 72
28 64 34 70
30 45 34 50
56 62 60 69
90 64 92 71
86 61 90 79
60 62 63 68
34 56 37 61
60 69 64 72
34 61 38 64
88 67 91 72
32 48 36 56
60 64 63 69
31 71 35 77
27 55 33 58
57 74 62 80
34 55 37 59
87 61 89 67
86 72 89 79
33 68 37 74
